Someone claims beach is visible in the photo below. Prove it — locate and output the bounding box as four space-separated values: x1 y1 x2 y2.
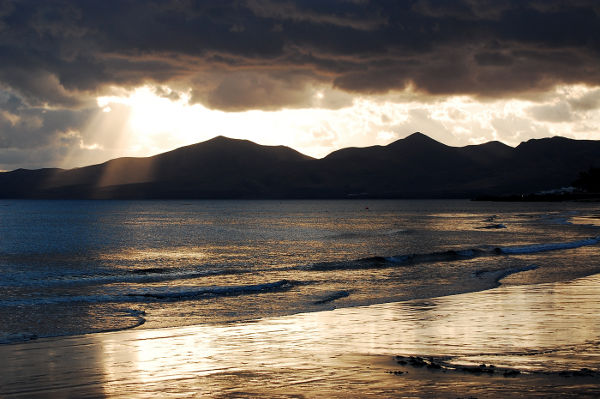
3 272 600 398
3 0 600 395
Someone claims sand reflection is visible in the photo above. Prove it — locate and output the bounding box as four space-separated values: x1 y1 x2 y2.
3 274 600 397
97 274 600 396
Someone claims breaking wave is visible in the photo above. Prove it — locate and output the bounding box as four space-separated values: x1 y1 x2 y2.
313 290 351 305
497 237 600 254
0 279 301 307
305 236 600 271
127 279 298 300
0 266 248 288
473 264 539 283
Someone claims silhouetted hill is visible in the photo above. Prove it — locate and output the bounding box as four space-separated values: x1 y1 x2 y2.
0 133 599 199
458 141 513 165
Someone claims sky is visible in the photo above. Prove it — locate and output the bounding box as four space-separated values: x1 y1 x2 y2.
1 0 600 170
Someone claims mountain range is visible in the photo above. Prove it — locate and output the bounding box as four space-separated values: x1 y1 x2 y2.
1 132 599 199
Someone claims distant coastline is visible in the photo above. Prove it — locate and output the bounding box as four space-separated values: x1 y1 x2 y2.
473 192 600 202
1 133 599 200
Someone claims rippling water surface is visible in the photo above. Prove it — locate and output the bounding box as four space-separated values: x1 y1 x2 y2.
1 199 599 342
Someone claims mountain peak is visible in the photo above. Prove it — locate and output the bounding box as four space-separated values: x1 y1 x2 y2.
516 135 578 151
206 135 239 143
405 131 428 140
200 135 250 146
388 132 445 149
161 135 261 156
157 134 314 165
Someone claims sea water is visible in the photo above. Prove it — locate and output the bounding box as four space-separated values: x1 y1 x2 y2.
1 199 599 344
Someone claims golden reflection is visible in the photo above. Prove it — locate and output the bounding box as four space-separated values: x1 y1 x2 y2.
99 247 208 262
571 216 600 227
93 274 600 396
4 274 597 397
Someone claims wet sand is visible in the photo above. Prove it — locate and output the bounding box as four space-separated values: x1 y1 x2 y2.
2 274 600 398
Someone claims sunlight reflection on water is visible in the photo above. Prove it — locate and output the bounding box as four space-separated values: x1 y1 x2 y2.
2 274 600 397
92 274 600 396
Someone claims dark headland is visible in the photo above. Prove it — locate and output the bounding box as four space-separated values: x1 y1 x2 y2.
1 132 599 200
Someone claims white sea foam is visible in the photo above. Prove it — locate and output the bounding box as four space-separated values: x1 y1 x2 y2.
499 237 600 254
313 235 600 272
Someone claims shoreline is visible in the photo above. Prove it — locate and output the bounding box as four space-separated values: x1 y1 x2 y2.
0 260 567 346
2 273 600 397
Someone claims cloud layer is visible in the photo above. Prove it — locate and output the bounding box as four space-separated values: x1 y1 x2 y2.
2 0 600 109
0 0 599 169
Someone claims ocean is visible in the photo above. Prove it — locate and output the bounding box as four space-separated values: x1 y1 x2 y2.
1 199 599 347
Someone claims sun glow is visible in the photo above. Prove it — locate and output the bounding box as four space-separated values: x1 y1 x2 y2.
84 84 600 169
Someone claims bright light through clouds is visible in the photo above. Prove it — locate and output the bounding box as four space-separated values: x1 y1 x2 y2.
2 1 600 171
77 83 600 167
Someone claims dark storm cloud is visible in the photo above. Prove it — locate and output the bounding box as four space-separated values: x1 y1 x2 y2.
1 0 599 111
0 90 94 148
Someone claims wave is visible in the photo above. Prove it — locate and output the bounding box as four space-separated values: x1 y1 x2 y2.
0 280 300 307
313 290 351 305
385 249 484 264
305 236 600 272
0 332 39 345
0 266 248 288
498 236 600 254
477 223 506 229
326 228 408 240
473 264 539 283
306 249 486 271
128 279 297 300
539 211 578 226
0 308 146 345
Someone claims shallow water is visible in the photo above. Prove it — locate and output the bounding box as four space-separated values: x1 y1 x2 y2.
2 274 599 397
1 199 600 341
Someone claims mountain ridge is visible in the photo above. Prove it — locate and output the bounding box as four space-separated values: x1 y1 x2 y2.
1 132 598 199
